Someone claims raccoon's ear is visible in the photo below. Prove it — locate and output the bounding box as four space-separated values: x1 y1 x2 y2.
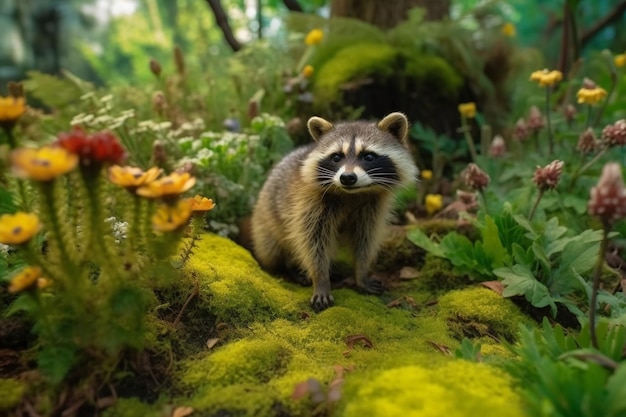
307 117 334 141
378 112 409 143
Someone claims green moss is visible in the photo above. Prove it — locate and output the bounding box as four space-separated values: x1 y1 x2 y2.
313 43 397 103
0 378 25 411
169 235 530 417
185 234 306 326
341 362 524 417
102 397 164 417
419 253 471 291
438 287 534 342
181 338 291 387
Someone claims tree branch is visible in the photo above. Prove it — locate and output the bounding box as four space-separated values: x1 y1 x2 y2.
580 1 626 47
204 0 242 52
282 0 304 12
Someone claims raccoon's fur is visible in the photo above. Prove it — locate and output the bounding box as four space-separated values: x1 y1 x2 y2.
251 112 418 311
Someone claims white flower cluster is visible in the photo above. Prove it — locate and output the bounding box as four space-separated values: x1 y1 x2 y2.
105 217 129 244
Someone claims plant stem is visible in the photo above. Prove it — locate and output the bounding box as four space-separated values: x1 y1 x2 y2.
545 88 554 155
569 146 608 190
590 223 609 349
462 117 479 163
528 189 544 221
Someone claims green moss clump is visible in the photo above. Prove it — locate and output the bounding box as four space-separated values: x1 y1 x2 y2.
0 378 26 411
102 397 164 417
185 234 306 326
438 287 533 342
419 253 471 291
180 338 291 387
313 43 397 103
341 361 524 417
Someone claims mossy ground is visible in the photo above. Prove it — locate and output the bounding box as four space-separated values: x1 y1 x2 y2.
101 233 533 417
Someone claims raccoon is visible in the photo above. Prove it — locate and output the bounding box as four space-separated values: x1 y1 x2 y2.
251 112 418 311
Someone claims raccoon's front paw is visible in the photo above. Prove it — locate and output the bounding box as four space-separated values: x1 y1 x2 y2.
310 292 334 312
362 279 384 295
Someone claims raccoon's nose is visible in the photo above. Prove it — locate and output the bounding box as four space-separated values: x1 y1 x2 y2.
340 172 358 186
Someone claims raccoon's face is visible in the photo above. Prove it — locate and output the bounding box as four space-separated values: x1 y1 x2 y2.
302 113 419 194
315 136 402 193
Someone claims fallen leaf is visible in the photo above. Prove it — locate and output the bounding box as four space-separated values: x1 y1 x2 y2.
386 296 417 309
172 406 194 417
399 266 420 280
206 338 220 350
344 334 374 349
481 281 504 295
427 340 452 355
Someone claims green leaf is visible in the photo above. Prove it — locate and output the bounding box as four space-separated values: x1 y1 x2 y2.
406 228 446 258
481 215 509 268
511 243 534 267
38 345 77 384
495 264 556 315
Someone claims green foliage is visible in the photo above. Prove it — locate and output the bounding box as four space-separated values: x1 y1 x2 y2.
454 338 482 362
178 113 293 236
507 319 626 417
408 213 510 282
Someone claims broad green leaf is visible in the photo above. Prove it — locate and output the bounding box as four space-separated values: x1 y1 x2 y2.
512 243 534 267
481 215 509 268
38 345 77 384
531 241 551 275
543 217 568 243
606 363 626 416
406 228 446 258
495 264 556 315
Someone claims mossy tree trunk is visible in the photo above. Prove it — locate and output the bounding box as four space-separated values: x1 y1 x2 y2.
330 0 449 28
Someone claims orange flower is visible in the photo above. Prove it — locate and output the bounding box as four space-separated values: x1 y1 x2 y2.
8 266 42 293
152 199 193 232
0 212 41 245
188 195 216 212
136 172 196 199
11 146 78 181
108 165 161 190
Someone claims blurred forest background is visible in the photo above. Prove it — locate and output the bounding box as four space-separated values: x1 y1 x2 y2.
1 0 624 89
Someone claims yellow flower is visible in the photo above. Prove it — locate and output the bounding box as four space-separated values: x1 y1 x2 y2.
136 172 196 199
0 212 41 245
108 165 161 190
305 29 324 46
529 69 563 87
152 199 193 232
458 102 477 119
188 195 216 212
420 170 433 180
615 54 626 68
425 194 443 216
301 65 314 78
577 86 607 105
501 22 516 37
8 266 42 293
0 96 26 123
11 146 78 181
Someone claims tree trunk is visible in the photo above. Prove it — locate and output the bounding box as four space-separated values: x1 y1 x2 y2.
330 0 449 29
